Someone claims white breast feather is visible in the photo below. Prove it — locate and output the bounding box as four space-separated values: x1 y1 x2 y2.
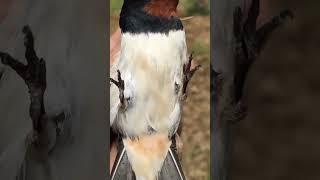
110 30 187 137
110 30 187 180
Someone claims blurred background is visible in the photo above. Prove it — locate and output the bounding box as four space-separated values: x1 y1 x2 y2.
230 0 320 180
110 0 210 179
5 0 318 179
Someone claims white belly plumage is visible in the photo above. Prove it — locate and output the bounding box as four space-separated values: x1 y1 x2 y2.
110 30 188 138
110 30 188 180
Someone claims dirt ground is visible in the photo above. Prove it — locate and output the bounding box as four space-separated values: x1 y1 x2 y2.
110 1 211 179
229 1 320 180
180 16 210 180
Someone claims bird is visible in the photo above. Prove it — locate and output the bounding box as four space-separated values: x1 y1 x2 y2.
110 0 199 179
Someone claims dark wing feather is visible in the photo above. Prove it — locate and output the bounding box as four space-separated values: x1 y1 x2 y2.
158 146 186 180
111 138 136 180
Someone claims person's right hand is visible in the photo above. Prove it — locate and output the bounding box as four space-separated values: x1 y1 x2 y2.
109 27 121 173
110 28 121 67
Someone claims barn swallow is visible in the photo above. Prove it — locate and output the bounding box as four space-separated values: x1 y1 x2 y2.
110 0 199 179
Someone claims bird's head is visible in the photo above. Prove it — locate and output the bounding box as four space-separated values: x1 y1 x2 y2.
122 0 179 19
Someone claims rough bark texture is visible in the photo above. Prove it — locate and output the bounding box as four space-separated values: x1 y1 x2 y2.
0 0 108 179
212 0 292 180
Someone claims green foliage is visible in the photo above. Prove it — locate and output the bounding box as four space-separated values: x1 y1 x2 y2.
110 0 210 16
191 39 209 57
180 0 210 16
110 0 123 14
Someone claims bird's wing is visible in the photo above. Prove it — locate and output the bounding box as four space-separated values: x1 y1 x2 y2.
159 144 186 180
110 139 136 180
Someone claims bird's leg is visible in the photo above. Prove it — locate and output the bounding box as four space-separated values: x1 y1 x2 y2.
0 25 51 147
181 53 201 101
0 26 46 134
110 70 127 109
230 0 293 123
0 53 28 78
23 26 48 136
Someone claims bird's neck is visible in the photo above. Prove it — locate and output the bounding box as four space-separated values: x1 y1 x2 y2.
120 0 182 34
143 0 178 19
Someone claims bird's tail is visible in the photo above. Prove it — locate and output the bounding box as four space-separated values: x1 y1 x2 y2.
111 134 186 180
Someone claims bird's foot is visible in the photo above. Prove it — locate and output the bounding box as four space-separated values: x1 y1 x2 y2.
110 70 128 109
232 0 293 102
0 25 47 133
181 53 201 101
